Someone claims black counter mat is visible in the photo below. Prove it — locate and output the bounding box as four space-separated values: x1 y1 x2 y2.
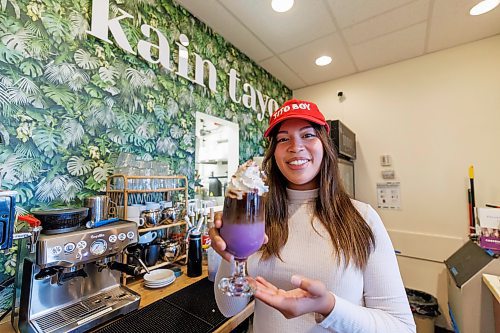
93 278 229 333
162 277 227 327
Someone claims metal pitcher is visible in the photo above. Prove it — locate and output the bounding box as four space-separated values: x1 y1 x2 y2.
84 195 116 224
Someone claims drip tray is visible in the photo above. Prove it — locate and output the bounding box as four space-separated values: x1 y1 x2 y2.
93 278 229 333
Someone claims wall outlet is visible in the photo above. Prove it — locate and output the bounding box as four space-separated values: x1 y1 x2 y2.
381 170 395 179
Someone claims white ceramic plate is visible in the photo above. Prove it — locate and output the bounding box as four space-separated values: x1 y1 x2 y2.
144 269 175 282
144 277 175 286
144 278 175 288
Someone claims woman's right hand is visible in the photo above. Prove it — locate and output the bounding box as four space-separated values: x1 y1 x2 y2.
208 212 234 262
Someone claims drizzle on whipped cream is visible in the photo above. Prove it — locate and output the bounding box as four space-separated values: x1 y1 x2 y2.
226 160 268 199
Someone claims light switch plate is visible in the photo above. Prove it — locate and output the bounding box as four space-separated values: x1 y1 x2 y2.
380 155 392 166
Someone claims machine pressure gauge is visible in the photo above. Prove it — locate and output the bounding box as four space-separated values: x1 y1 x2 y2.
89 239 108 256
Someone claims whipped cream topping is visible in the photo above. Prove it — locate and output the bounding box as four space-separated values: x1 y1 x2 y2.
226 160 268 199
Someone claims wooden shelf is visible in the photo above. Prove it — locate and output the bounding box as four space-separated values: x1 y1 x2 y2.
111 174 186 179
146 254 187 271
125 254 187 278
106 174 189 286
138 221 187 233
107 187 187 193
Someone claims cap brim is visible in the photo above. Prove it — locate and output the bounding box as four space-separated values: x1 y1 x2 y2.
264 115 329 137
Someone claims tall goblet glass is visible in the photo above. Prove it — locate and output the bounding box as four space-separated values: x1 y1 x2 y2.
218 191 265 297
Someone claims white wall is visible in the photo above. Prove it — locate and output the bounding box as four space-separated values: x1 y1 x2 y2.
294 35 500 328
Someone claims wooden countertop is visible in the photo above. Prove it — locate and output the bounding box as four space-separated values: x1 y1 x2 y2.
0 265 254 333
483 273 500 303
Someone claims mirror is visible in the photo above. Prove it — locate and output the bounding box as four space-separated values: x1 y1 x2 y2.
195 112 239 205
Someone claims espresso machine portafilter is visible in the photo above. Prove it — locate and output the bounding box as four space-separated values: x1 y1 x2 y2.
12 221 142 333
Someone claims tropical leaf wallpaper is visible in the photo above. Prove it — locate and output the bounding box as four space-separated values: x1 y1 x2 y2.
0 0 291 314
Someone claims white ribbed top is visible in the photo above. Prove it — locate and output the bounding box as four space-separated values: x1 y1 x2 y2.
214 189 416 333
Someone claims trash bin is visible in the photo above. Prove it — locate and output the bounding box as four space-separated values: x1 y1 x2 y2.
406 288 440 333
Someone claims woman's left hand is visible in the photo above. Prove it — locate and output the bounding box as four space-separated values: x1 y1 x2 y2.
252 275 336 319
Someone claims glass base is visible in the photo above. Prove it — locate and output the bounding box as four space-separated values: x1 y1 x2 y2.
218 276 255 297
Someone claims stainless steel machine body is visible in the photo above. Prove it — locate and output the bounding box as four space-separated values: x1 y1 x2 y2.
12 221 141 333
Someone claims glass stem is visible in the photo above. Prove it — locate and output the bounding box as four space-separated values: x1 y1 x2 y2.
234 259 246 279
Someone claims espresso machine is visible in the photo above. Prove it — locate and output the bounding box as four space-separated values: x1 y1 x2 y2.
12 221 142 333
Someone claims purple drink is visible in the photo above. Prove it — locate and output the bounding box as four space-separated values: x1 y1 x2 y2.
220 192 265 259
220 222 265 259
218 160 267 297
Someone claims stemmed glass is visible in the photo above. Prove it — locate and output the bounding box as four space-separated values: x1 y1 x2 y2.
218 191 265 297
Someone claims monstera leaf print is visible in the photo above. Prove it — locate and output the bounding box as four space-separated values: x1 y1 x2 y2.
74 49 99 70
170 124 183 139
19 60 44 77
125 68 155 90
94 106 116 128
0 0 21 19
99 66 120 85
69 11 89 40
93 163 113 183
40 13 70 45
166 98 179 118
1 27 33 57
67 156 94 176
32 127 61 158
156 137 177 156
136 121 154 139
107 127 127 145
40 85 75 109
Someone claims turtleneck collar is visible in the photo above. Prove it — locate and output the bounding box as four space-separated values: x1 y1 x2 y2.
286 188 319 204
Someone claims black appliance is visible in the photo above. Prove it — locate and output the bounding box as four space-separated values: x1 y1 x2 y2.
327 120 356 198
445 240 494 288
31 207 89 234
208 177 223 197
0 191 17 250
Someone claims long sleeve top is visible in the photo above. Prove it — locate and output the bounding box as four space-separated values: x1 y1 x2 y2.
214 188 416 333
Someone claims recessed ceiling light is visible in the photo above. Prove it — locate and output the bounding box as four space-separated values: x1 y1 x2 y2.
271 0 294 13
470 0 500 15
315 56 332 66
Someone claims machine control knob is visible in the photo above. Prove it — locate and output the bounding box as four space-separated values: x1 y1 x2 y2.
109 234 117 243
77 240 87 250
118 233 126 241
51 246 62 255
90 239 107 256
64 242 76 253
127 231 135 240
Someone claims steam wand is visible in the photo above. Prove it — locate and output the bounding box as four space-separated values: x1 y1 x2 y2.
125 249 150 274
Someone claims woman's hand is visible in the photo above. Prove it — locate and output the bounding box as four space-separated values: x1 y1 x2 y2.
208 211 269 262
208 212 233 262
252 275 335 318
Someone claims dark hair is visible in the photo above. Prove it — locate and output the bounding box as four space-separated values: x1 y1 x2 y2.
261 123 375 269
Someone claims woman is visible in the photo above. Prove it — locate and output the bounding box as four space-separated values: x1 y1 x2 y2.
210 99 416 333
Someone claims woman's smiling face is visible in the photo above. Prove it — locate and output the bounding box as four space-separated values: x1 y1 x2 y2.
274 118 324 190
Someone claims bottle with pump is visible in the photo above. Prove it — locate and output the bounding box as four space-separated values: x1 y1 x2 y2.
187 230 202 277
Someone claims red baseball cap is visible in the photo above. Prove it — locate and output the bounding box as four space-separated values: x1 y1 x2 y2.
264 99 330 137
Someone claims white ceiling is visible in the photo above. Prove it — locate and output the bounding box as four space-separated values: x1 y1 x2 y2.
175 0 500 90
